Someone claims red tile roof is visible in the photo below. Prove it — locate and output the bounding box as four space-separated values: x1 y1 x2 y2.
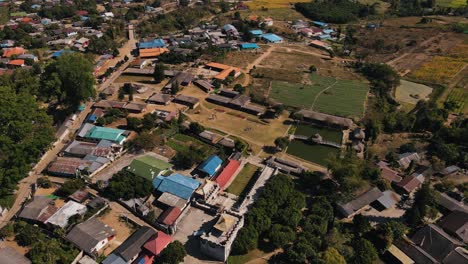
215 159 241 190
158 207 181 226
143 231 172 256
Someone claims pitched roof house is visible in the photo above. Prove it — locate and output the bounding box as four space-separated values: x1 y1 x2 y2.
337 187 384 218
66 218 116 256
18 196 57 223
143 231 172 256
198 155 223 177
411 224 464 262
0 246 31 264
153 173 201 200
109 227 156 263
438 211 468 243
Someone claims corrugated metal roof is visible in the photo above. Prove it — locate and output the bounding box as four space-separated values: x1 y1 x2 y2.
198 155 223 176
153 173 200 200
127 155 171 181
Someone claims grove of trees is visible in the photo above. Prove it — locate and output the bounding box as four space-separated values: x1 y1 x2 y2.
295 0 376 24
104 170 152 200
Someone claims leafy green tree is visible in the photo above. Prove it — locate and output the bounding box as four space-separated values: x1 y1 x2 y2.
41 53 95 109
321 247 346 264
232 225 259 254
28 238 78 264
56 179 85 197
353 214 371 235
352 238 378 264
104 170 152 200
268 224 296 248
15 221 45 246
153 63 166 83
37 177 52 188
274 137 289 151
158 241 187 264
132 132 162 151
126 117 142 131
189 122 204 135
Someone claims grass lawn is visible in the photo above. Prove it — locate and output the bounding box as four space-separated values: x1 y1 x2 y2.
246 0 309 9
270 74 368 118
287 141 340 166
225 163 259 196
228 249 268 264
295 124 343 144
436 0 467 7
167 134 217 156
395 80 433 105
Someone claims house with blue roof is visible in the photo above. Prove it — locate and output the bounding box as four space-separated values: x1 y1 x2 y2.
260 33 283 43
51 49 75 58
240 43 260 50
249 30 263 36
197 155 223 177
318 34 332 40
313 21 328 28
153 174 201 200
139 39 166 49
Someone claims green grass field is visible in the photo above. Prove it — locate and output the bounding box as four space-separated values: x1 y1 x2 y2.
167 134 217 156
270 74 368 118
436 0 466 7
295 124 342 144
225 163 259 196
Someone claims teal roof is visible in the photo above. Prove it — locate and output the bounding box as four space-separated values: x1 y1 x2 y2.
85 126 126 143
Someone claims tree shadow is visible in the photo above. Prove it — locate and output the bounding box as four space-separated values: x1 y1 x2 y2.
262 146 278 154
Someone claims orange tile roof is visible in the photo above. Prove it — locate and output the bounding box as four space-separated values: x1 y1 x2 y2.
139 48 169 58
206 62 241 81
7 59 24 66
2 47 25 58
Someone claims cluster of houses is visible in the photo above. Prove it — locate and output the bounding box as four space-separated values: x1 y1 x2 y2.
109 151 245 262
290 20 338 51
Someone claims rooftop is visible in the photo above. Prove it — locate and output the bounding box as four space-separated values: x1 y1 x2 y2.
66 218 116 255
113 227 156 262
153 173 201 200
127 155 172 181
198 155 223 177
45 201 87 228
337 187 383 217
0 247 31 264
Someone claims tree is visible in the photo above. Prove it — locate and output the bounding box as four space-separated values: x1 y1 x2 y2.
56 179 85 197
232 225 259 255
274 137 289 151
353 214 371 235
153 63 166 83
14 221 45 246
352 238 378 264
126 117 142 131
104 170 152 200
40 53 95 109
171 81 180 95
268 224 296 248
158 241 186 264
189 122 204 135
37 177 52 188
132 132 162 151
321 247 346 264
233 84 245 94
309 65 317 72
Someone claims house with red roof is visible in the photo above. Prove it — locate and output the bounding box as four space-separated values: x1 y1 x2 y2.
214 159 241 190
143 231 172 256
157 206 182 234
7 59 25 67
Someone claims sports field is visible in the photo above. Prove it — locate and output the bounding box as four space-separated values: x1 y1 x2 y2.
270 74 368 118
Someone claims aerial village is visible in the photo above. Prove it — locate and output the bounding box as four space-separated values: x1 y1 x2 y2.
0 0 467 264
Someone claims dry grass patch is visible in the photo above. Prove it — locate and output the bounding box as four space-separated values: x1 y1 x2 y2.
410 56 467 84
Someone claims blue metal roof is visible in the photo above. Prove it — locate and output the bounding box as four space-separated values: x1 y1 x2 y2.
240 43 259 49
249 30 263 36
139 39 165 49
323 29 334 34
319 34 331 40
198 155 223 176
153 173 200 200
260 33 283 43
51 49 74 58
313 21 328 27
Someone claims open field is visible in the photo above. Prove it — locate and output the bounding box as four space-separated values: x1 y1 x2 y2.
186 102 290 154
295 124 343 144
409 56 467 84
228 249 269 264
270 74 368 118
286 124 342 166
167 133 217 156
395 80 433 105
287 141 340 167
246 0 309 9
241 8 306 21
445 88 468 114
436 0 467 7
218 50 266 69
99 209 133 256
225 163 260 196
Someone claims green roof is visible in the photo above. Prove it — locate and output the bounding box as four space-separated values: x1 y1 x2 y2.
11 12 27 17
127 155 172 181
85 126 126 143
